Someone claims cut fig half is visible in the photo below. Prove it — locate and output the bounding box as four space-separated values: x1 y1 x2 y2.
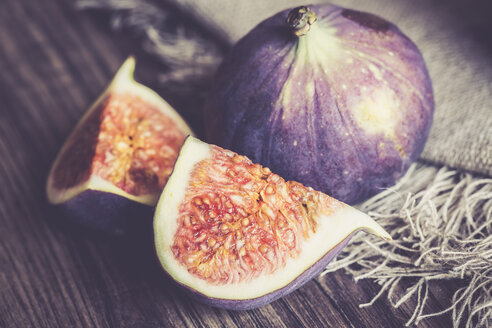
46 57 193 233
154 136 391 310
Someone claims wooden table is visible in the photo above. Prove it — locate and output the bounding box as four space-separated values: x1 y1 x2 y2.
0 0 456 326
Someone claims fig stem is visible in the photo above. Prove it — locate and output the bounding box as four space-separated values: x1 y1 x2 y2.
287 6 317 37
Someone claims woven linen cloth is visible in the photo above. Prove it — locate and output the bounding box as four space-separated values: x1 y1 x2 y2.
168 0 492 177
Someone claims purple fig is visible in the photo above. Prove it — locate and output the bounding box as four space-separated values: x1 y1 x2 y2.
205 5 434 204
154 136 390 310
46 57 193 234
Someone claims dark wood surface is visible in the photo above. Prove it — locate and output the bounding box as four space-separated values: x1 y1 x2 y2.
0 0 457 327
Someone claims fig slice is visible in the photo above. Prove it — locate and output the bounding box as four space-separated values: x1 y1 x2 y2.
154 136 391 310
46 57 193 233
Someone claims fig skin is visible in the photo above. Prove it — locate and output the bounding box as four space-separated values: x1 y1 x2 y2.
178 235 351 310
205 5 434 204
55 190 153 235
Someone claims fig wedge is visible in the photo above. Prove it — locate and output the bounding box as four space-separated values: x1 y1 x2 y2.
154 136 390 309
46 57 193 233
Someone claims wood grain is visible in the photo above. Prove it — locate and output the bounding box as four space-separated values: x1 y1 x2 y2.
0 0 457 327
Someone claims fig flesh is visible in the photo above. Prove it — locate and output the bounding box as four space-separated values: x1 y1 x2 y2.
205 5 434 204
46 57 193 233
154 136 391 310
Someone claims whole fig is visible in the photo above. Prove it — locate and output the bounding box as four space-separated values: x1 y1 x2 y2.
205 5 434 204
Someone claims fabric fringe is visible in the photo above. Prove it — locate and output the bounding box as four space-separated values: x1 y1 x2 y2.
76 1 492 326
323 164 492 327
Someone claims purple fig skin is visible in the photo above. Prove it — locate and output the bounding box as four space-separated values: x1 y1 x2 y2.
205 4 434 204
171 234 352 310
54 190 153 234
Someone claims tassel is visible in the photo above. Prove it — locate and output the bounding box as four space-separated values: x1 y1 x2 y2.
323 163 492 327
